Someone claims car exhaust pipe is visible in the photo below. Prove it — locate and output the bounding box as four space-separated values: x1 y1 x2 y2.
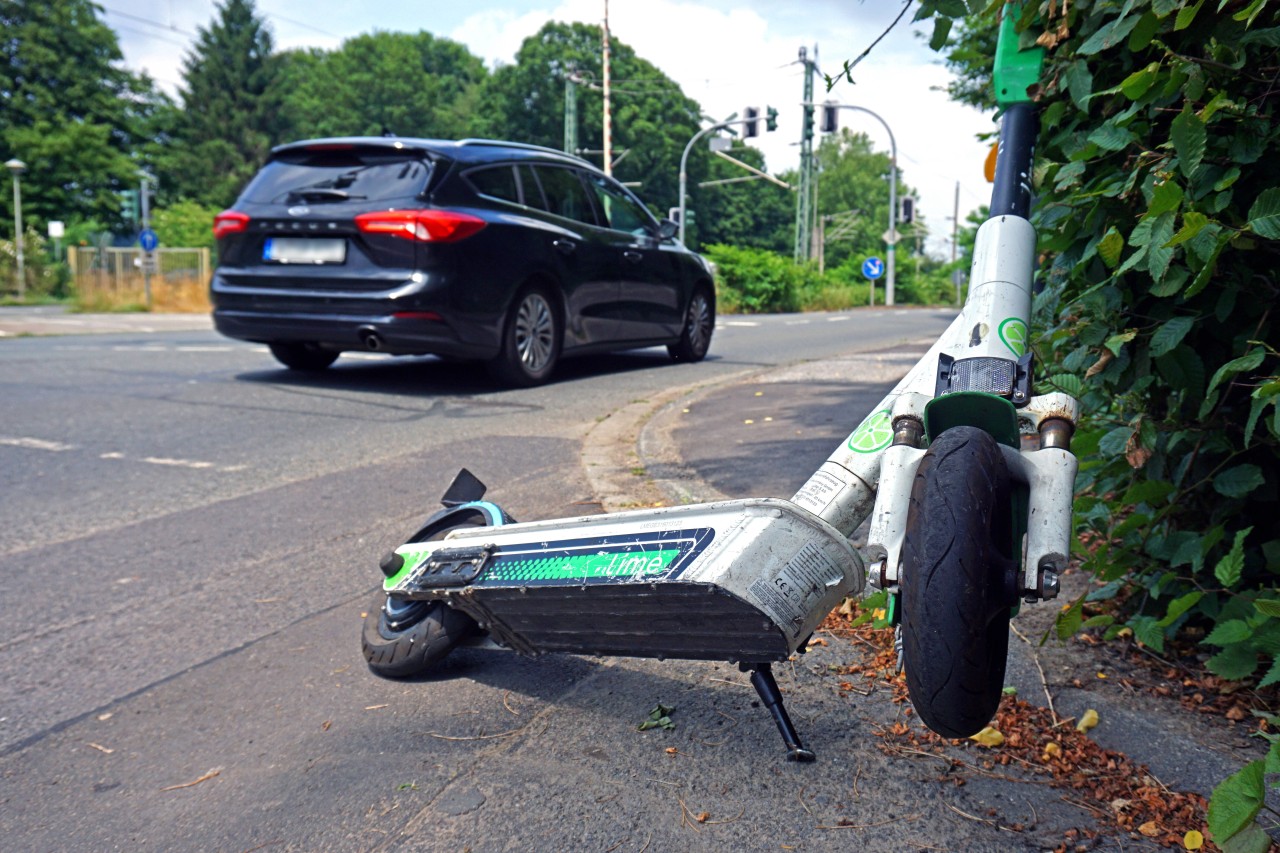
358 327 384 351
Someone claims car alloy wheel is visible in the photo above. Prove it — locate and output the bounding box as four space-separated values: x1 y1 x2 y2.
515 292 556 373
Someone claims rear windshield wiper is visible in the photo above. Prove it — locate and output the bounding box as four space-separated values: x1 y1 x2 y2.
285 189 367 203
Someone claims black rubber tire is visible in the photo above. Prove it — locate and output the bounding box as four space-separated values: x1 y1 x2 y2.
361 596 478 678
901 426 1017 739
269 342 338 371
488 285 561 387
667 286 715 362
361 510 500 678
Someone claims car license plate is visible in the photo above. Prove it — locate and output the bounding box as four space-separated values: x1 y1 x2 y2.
263 237 346 264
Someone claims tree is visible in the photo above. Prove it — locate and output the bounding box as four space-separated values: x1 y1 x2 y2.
276 32 487 141
695 143 793 253
923 3 1280 845
161 0 282 208
476 22 702 216
0 0 157 229
812 130 920 271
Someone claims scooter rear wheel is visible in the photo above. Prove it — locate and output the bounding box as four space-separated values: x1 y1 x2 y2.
900 426 1016 738
361 507 502 678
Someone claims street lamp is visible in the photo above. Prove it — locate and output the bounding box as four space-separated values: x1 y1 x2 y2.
5 158 25 300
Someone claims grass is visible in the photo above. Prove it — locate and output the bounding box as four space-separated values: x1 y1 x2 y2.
72 275 211 314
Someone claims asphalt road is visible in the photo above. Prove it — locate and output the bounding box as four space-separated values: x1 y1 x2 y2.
3 308 1111 852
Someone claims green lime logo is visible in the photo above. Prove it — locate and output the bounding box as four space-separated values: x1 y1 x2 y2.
999 318 1028 357
847 409 893 453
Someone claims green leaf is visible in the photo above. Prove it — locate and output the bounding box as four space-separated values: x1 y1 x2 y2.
1044 373 1082 397
1088 123 1134 152
1123 479 1175 505
1130 615 1166 652
1245 394 1276 447
929 16 953 51
1207 349 1265 396
1247 187 1280 239
1215 527 1254 587
1105 330 1137 355
1098 228 1124 267
1099 426 1134 457
1205 619 1253 646
1171 108 1207 178
1208 645 1260 680
1120 64 1158 100
1255 599 1280 618
1215 465 1264 499
1159 590 1203 627
1056 596 1084 640
1175 0 1207 31
1166 212 1209 248
1063 61 1094 110
1208 760 1265 841
1221 823 1274 853
1150 316 1196 357
1260 656 1280 688
1079 14 1142 54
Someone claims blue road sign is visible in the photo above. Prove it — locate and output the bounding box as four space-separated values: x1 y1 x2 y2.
139 228 159 252
862 256 884 280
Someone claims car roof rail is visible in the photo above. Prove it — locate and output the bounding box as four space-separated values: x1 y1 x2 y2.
456 139 592 164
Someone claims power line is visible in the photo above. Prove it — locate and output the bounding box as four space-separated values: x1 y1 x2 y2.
101 5 197 37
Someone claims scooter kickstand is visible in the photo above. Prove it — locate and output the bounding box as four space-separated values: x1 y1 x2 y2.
747 663 816 763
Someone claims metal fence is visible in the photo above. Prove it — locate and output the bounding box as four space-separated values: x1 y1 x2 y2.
69 246 211 312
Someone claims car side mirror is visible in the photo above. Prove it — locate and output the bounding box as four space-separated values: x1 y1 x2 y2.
657 219 679 241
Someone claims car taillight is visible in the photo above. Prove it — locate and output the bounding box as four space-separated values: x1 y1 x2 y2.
213 210 250 239
355 209 486 243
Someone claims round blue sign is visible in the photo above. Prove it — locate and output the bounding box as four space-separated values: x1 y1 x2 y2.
139 228 159 252
862 256 884 280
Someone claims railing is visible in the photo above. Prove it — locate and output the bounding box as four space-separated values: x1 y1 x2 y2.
68 247 211 312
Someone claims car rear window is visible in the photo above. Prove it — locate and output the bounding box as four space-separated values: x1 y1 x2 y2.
241 147 433 205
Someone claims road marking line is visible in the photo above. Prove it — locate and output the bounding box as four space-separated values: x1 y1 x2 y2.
721 321 760 327
341 353 387 361
141 457 216 469
785 319 811 325
176 346 235 352
0 436 76 451
827 316 850 322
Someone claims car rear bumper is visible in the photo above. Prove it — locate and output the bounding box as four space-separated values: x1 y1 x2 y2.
213 308 498 359
210 274 502 359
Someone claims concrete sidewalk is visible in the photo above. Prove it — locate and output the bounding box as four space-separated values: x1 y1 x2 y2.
0 305 212 337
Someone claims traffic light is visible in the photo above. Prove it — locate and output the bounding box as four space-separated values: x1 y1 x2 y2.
121 189 139 224
743 106 760 138
820 101 839 133
900 196 916 224
765 106 779 132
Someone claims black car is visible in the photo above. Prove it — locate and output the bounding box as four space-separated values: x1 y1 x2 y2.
210 137 716 386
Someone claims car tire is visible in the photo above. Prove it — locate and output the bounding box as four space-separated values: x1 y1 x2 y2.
269 342 338 371
488 285 561 387
667 287 714 362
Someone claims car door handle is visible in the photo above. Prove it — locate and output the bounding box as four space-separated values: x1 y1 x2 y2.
552 239 576 256
623 250 643 264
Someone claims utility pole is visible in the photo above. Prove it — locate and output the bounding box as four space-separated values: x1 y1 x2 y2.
794 45 817 263
602 0 613 176
140 174 153 308
564 74 579 155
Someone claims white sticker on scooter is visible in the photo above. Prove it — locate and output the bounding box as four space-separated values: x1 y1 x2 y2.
792 469 844 514
748 541 844 639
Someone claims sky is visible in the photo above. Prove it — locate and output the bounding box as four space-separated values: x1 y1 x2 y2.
103 0 996 257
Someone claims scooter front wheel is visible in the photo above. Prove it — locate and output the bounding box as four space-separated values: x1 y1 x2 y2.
361 505 505 678
900 426 1016 738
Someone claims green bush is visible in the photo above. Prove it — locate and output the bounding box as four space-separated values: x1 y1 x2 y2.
704 243 802 313
0 228 70 301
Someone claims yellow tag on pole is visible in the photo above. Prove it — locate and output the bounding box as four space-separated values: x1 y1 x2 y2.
984 142 999 183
